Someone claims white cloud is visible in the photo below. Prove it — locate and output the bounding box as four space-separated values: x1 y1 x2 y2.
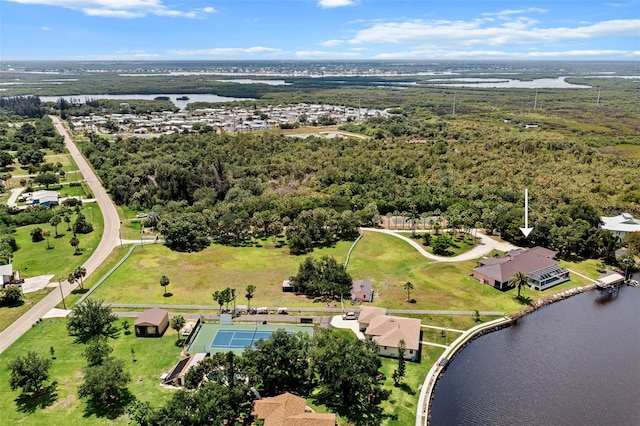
321 39 344 47
482 8 548 17
318 0 357 8
296 50 361 58
40 26 51 30
5 0 216 19
168 46 283 56
350 18 640 47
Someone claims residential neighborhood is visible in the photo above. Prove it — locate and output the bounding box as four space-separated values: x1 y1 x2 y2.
69 102 387 136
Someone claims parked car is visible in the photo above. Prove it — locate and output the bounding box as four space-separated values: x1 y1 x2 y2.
343 311 357 320
136 213 148 219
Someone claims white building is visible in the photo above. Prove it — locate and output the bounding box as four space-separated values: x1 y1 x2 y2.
600 213 640 238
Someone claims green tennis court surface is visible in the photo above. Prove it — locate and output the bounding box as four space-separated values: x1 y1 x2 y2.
186 323 314 355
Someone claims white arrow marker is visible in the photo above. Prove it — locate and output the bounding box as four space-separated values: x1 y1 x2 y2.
520 188 533 237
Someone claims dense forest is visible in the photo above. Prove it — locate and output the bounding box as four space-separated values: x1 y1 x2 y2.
75 97 640 258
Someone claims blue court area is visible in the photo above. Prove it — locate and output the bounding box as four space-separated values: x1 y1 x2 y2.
185 323 315 355
211 329 286 349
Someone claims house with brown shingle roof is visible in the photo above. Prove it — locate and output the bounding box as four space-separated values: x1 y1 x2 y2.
252 392 336 426
364 315 421 361
473 246 570 291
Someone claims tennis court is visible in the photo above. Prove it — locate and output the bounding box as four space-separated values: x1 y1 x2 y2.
211 329 289 349
186 323 314 355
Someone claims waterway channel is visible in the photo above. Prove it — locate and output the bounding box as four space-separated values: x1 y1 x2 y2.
429 285 640 425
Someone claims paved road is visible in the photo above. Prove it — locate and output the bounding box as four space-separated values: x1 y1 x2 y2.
361 228 519 262
0 117 121 353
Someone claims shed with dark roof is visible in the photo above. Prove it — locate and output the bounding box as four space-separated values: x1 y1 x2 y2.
135 308 169 337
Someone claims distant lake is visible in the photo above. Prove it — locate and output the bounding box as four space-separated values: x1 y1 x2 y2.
39 93 252 110
426 76 591 89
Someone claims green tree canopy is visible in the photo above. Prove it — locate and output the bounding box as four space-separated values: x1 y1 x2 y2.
78 357 131 404
242 330 312 397
8 351 52 394
67 298 119 343
159 212 210 252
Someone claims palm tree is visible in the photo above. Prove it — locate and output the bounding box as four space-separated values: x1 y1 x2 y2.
74 266 86 290
245 284 256 311
160 275 170 296
510 271 529 300
67 272 76 288
403 281 414 302
69 236 80 255
50 215 61 237
43 230 51 249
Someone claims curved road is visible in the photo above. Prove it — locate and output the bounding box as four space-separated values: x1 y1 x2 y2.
0 116 120 353
361 228 519 262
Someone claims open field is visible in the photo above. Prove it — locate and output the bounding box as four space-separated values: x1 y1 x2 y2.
85 230 597 317
0 318 179 426
89 239 352 307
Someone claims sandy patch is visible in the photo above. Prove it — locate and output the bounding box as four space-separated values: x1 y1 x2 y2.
21 274 56 293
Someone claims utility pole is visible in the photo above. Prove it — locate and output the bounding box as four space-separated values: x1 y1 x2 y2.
58 280 66 310
596 86 601 106
534 89 538 110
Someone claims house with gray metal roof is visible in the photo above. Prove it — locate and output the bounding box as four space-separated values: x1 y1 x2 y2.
600 213 640 239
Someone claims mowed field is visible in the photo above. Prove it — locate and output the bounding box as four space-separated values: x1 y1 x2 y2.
89 239 353 307
86 231 596 315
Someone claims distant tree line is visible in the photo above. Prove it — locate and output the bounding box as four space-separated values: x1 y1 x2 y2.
0 96 44 118
79 105 639 259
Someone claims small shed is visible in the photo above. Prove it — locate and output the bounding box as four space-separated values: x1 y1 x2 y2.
282 279 295 292
351 280 373 302
0 263 13 286
135 308 169 337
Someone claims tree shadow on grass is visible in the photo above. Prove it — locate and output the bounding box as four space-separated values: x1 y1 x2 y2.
15 382 58 413
2 299 25 308
320 389 391 425
396 382 416 395
163 293 173 297
71 288 89 295
516 295 533 305
82 389 135 420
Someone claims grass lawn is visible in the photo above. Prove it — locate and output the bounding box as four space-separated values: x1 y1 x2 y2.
0 204 105 332
57 184 86 198
416 231 478 257
347 231 524 313
0 288 53 332
0 318 180 425
12 203 104 280
347 231 599 315
89 240 352 307
379 354 435 426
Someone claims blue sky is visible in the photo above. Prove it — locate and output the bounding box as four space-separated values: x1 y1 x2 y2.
1 0 639 60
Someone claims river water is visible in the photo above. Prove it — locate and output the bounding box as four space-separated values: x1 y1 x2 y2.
429 286 640 426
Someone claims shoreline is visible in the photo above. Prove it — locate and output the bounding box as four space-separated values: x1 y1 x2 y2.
417 282 598 426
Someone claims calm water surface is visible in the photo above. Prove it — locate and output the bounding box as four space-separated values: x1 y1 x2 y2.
429 286 640 426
